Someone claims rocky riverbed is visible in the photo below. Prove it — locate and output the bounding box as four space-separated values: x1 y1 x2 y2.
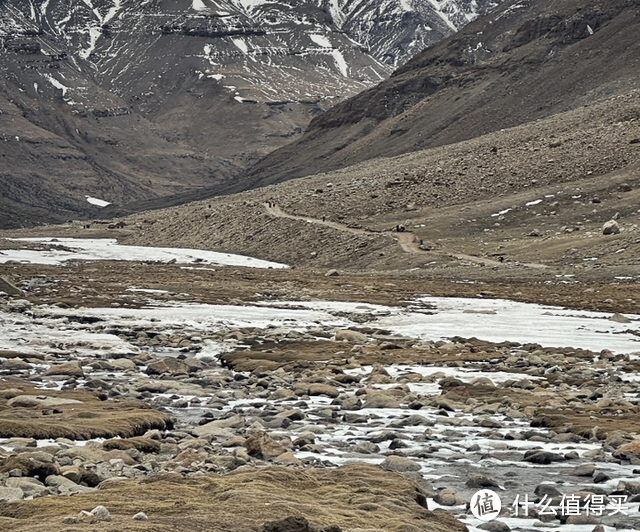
1 283 640 531
1 239 640 531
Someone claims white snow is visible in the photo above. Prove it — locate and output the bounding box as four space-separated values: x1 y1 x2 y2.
43 74 69 96
235 0 268 12
232 38 248 54
310 34 332 48
526 199 543 207
332 49 349 77
80 27 102 60
2 238 288 269
192 0 207 11
85 196 111 207
18 295 630 354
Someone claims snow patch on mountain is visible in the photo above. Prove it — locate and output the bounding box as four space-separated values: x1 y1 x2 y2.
310 34 332 48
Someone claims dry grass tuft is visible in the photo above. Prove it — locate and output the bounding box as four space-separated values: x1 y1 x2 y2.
0 464 465 532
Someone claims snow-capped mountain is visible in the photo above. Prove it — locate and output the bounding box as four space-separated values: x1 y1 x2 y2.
0 0 502 227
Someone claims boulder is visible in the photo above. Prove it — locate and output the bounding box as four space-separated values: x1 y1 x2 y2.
0 454 60 478
362 392 400 409
43 361 84 378
602 220 620 235
1 359 31 371
109 358 139 371
193 415 244 438
103 437 161 453
335 330 369 343
524 450 563 464
351 442 380 454
613 440 640 460
244 431 286 460
146 358 190 376
479 522 510 532
569 463 595 477
434 488 465 506
466 475 500 489
90 506 112 522
45 475 94 495
534 484 563 498
307 384 340 398
0 486 24 502
274 452 303 466
7 395 83 408
380 456 421 473
339 396 363 411
6 477 46 497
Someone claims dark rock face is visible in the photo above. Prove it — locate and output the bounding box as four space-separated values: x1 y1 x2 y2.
246 0 640 188
0 0 501 227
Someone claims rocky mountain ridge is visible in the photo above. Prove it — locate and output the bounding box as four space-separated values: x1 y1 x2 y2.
245 0 640 187
0 0 501 228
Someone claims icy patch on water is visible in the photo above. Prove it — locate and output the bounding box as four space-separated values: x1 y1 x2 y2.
373 297 640 354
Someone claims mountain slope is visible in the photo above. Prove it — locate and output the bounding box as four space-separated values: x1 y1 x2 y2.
0 0 501 227
245 0 640 187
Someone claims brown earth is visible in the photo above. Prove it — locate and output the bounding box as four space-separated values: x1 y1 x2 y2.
221 338 528 374
0 257 639 315
0 464 465 532
7 87 637 298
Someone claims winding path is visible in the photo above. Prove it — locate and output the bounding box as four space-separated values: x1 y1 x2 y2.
263 203 547 267
265 205 367 235
264 203 424 253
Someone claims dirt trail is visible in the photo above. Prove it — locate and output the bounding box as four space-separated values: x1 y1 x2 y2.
265 204 548 265
395 232 421 253
265 203 429 255
265 204 367 235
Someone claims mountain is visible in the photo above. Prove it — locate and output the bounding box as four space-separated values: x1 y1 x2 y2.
245 0 640 188
0 0 501 228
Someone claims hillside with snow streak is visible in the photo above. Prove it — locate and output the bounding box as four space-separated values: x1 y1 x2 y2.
0 0 502 227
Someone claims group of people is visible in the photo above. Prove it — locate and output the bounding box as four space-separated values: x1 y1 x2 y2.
395 224 406 232
266 199 276 208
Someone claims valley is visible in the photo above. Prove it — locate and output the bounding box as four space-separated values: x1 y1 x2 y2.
1 0 640 531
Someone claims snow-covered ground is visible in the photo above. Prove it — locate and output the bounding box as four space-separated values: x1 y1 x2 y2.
1 238 288 269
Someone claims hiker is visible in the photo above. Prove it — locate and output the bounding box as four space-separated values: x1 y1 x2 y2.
322 216 326 222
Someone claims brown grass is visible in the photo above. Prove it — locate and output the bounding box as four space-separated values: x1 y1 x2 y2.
0 464 466 532
0 381 172 440
531 408 640 438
